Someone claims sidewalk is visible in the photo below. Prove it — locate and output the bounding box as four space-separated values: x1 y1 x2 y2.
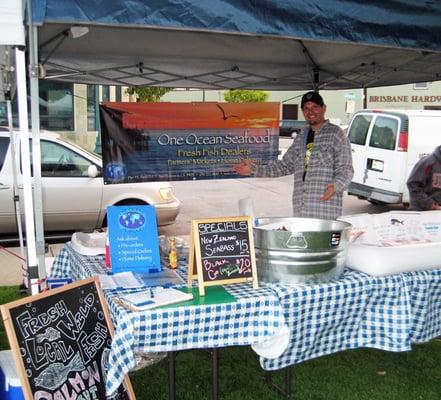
0 243 65 286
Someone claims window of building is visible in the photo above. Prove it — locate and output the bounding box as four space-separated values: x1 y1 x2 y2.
0 102 7 126
282 104 298 120
115 86 122 102
39 81 74 131
102 85 110 102
87 85 99 131
414 82 428 90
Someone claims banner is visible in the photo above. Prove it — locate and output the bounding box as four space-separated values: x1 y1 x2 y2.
100 102 279 184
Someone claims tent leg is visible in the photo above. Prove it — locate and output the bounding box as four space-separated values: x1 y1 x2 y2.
29 22 47 289
6 100 25 259
15 47 38 295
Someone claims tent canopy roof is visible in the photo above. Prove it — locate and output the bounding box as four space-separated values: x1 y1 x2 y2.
33 0 441 90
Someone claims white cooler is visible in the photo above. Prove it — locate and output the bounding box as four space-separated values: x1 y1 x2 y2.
0 350 24 400
340 210 441 276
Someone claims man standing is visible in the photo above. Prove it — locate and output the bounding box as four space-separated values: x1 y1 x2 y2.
406 145 441 210
234 91 353 220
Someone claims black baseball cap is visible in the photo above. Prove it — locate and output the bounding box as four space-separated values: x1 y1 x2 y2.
301 91 324 109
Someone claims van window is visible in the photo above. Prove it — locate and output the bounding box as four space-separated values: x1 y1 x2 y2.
348 114 372 145
40 140 93 177
0 137 10 171
21 139 93 177
369 116 398 151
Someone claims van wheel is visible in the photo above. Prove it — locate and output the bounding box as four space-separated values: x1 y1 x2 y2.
101 199 148 228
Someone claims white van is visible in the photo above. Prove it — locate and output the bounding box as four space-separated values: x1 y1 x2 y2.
347 109 441 205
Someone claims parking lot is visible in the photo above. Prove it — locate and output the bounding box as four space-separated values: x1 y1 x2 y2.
158 137 406 236
0 136 407 286
158 176 406 236
0 173 405 286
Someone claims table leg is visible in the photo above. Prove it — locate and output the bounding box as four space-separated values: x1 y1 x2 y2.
168 351 176 400
212 348 219 400
285 366 292 399
264 367 293 399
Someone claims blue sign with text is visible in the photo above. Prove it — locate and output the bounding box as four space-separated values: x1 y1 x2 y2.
107 205 161 274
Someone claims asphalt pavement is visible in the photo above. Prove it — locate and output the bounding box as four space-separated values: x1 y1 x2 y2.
0 174 404 287
0 136 405 286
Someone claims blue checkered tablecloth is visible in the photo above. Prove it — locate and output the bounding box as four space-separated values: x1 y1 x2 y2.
51 244 286 395
260 267 441 371
51 244 441 395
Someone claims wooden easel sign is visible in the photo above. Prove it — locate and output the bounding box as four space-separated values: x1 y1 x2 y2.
188 216 258 295
0 277 135 400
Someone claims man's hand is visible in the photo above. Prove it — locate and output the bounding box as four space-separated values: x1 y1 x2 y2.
234 159 253 176
320 183 335 201
430 202 441 210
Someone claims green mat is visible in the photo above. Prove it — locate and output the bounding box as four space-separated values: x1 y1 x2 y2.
158 286 236 309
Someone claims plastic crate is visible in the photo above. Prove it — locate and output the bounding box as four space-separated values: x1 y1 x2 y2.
0 350 24 400
46 277 73 290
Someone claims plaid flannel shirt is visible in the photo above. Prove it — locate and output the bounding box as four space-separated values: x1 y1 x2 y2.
252 120 353 219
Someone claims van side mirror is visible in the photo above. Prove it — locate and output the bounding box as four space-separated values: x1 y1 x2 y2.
87 164 99 178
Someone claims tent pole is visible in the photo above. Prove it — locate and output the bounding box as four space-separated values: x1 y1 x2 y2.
6 99 25 259
28 19 47 288
15 46 39 295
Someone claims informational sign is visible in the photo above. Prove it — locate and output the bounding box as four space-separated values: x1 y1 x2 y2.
100 102 279 184
188 216 258 295
108 205 161 274
0 277 135 400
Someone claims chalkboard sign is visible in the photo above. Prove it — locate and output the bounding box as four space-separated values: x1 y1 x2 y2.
0 277 135 400
188 216 258 295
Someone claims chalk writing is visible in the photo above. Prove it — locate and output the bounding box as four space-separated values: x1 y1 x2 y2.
197 219 252 282
2 278 133 400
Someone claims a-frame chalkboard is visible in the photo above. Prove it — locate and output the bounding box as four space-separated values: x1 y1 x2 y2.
0 277 136 400
188 216 258 295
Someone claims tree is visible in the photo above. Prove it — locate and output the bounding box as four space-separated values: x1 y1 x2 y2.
224 89 269 103
125 86 173 102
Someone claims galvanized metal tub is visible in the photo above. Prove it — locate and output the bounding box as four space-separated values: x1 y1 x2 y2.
254 217 352 284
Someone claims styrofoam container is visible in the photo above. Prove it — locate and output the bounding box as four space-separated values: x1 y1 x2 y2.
0 350 24 400
70 231 106 256
339 211 441 276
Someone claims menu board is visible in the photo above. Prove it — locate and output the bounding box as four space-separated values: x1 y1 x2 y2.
189 216 258 295
0 277 135 400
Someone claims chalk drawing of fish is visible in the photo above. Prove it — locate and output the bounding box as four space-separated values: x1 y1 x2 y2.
34 352 84 390
101 348 110 376
36 327 61 343
390 218 404 225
